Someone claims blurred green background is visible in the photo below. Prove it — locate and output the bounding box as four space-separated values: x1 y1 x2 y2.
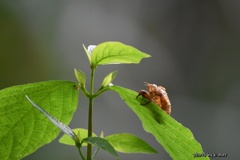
1 1 239 159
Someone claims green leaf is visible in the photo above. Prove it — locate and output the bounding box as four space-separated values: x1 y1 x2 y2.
100 131 104 138
91 41 151 68
74 68 86 87
105 133 157 154
59 128 97 146
108 86 209 160
0 80 79 160
100 70 117 89
82 44 91 64
82 137 119 160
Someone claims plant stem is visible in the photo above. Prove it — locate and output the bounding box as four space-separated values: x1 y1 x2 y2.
78 147 86 160
87 97 93 160
87 68 95 160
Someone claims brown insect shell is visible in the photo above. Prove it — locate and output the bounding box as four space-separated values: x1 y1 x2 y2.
144 82 156 96
156 86 171 115
138 90 151 100
144 82 171 115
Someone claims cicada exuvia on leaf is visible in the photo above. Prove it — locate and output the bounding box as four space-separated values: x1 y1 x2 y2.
137 82 171 115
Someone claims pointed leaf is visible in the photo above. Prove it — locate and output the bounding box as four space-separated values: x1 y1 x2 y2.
100 70 117 89
59 128 97 146
108 86 209 160
91 41 151 68
74 68 86 87
82 137 119 160
105 133 157 154
0 80 79 160
100 131 104 138
82 44 91 64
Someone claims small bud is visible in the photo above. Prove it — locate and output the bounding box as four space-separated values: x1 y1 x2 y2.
88 45 97 54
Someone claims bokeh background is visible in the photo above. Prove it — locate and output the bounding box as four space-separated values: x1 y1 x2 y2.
1 1 239 159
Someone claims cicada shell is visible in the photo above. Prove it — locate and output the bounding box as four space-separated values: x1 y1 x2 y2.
137 82 171 115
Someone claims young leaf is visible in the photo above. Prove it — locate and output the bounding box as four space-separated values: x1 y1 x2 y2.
100 70 117 89
100 131 104 138
74 68 86 87
105 133 157 154
0 81 79 160
26 95 77 140
91 41 151 68
108 86 209 160
82 44 92 64
82 137 119 160
59 128 97 146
